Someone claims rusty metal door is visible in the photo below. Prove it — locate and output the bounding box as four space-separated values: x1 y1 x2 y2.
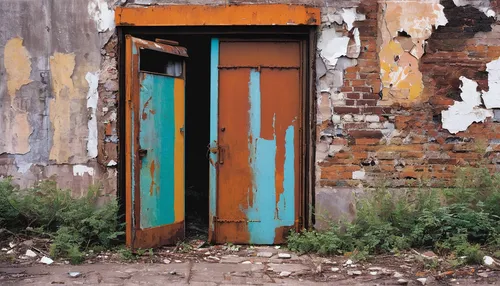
209 39 302 244
125 36 187 249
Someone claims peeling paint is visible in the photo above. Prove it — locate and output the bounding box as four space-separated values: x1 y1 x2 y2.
482 57 500 109
16 162 32 174
1 37 33 154
318 28 350 68
88 0 115 33
453 0 496 17
340 8 366 31
380 0 448 104
73 165 95 177
4 38 32 97
86 72 99 158
49 53 87 164
442 76 493 134
49 53 79 163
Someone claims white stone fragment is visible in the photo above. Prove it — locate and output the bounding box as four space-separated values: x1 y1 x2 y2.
417 278 427 285
40 256 54 265
394 272 404 278
279 271 292 277
25 249 37 258
352 170 366 180
278 253 291 259
257 252 274 258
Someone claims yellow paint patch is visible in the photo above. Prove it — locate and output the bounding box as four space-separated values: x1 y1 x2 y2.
0 37 33 154
4 38 32 97
173 78 185 223
49 53 79 163
379 1 446 105
379 40 423 102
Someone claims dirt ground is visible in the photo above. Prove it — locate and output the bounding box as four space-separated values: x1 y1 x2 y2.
0 238 499 285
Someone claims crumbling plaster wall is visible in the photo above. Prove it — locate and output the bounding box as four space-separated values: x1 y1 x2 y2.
1 0 500 227
0 0 118 198
316 0 500 228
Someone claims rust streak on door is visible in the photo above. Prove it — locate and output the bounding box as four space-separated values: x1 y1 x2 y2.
215 40 301 244
217 68 252 243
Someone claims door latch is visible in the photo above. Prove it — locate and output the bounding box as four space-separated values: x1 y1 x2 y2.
138 149 148 158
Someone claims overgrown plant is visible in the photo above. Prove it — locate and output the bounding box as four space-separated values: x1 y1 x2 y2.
0 178 124 264
288 167 500 265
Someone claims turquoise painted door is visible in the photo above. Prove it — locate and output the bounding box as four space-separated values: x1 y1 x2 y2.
125 36 187 249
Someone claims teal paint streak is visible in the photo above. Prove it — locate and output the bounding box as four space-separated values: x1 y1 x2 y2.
139 73 176 229
132 44 138 55
249 70 261 138
209 38 219 226
245 69 295 244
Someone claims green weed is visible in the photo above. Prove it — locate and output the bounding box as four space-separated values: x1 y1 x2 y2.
288 167 500 265
0 178 124 264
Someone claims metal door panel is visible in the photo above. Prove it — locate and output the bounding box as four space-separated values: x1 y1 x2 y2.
210 39 301 244
125 35 186 249
219 41 300 67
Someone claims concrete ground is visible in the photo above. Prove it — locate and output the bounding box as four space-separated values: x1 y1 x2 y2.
1 247 499 286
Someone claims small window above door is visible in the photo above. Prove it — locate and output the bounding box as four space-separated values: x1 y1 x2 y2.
139 48 184 78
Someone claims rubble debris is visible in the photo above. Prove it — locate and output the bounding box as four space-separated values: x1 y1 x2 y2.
40 256 54 265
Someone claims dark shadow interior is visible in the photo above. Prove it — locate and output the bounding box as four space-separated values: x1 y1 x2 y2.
141 35 212 239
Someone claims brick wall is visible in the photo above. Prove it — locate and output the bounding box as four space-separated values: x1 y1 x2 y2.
317 0 500 193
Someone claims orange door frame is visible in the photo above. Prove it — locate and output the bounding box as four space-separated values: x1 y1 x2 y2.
116 4 320 245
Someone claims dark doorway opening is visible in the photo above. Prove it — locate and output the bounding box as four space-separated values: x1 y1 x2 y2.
118 27 315 246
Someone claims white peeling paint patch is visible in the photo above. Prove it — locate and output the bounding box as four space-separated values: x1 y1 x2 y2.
340 8 366 31
435 4 449 28
88 0 115 32
482 58 500 108
86 72 99 158
107 160 117 167
73 165 95 177
318 28 350 68
442 76 493 134
453 0 496 17
17 162 32 174
109 111 117 122
352 170 366 180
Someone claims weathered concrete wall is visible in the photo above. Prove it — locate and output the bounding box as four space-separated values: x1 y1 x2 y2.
0 0 117 199
1 0 500 227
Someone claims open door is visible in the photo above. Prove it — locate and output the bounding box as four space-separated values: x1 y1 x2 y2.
125 36 187 249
